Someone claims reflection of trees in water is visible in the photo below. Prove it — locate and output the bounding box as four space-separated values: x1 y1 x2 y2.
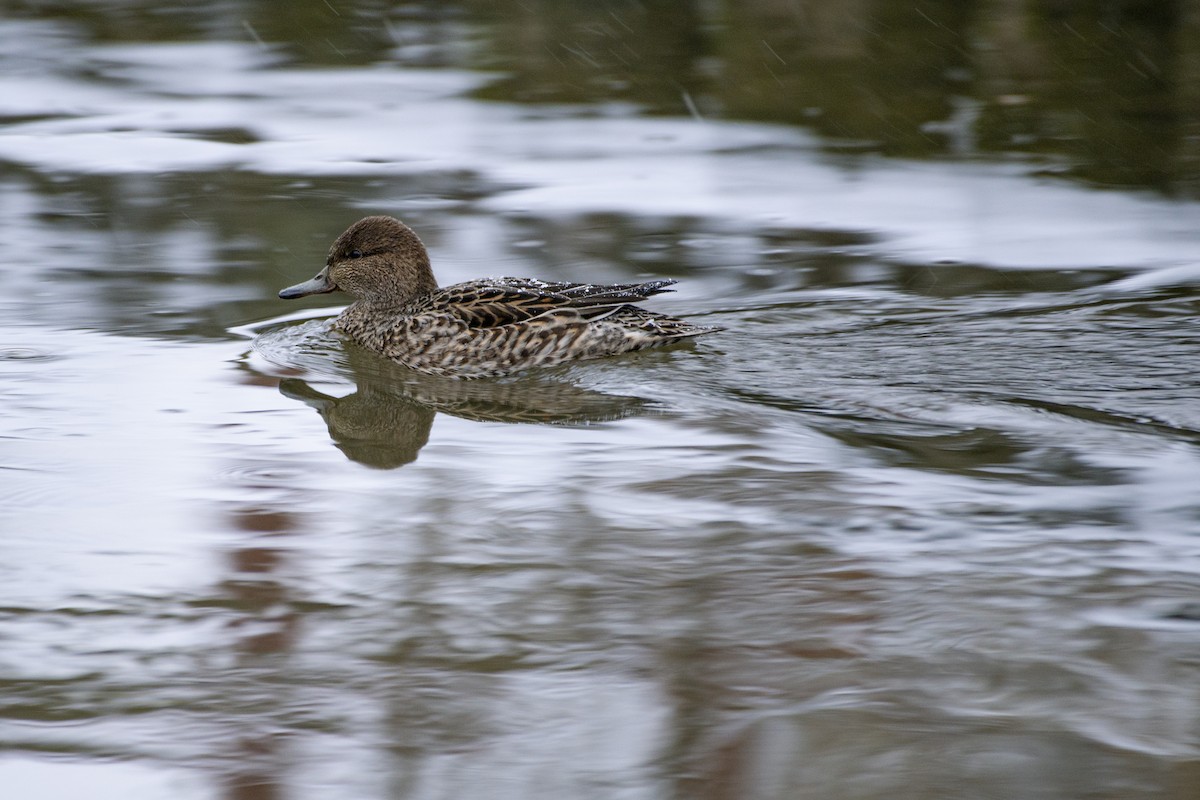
466 0 1200 193
470 0 709 112
213 517 299 800
14 0 1199 191
978 0 1199 193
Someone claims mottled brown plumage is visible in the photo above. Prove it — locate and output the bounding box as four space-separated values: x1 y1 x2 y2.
279 216 719 378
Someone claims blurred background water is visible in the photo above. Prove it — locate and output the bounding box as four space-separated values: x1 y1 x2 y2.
2 1 1200 798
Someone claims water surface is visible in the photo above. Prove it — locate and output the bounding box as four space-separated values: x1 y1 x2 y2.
2 3 1200 799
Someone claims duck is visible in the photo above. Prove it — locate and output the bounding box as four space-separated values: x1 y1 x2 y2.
278 215 720 378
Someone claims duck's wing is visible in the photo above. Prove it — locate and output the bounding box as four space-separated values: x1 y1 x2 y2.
426 278 678 328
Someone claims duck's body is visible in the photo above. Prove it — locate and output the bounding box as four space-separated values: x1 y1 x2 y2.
279 216 719 378
336 275 712 378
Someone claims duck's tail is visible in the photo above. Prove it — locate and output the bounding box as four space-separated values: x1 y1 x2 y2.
597 305 722 344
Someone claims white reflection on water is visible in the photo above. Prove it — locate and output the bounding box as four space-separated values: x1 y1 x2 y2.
0 760 208 800
2 29 1200 271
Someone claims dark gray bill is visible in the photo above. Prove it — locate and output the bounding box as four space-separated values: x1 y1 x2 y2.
279 268 336 299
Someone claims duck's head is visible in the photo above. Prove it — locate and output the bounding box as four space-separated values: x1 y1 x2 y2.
279 216 437 305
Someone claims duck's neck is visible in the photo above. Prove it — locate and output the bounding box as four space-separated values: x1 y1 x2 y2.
375 260 437 306
338 298 397 330
347 281 433 313
336 291 428 338
350 296 407 314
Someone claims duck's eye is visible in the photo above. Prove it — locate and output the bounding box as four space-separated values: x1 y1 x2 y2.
349 249 363 259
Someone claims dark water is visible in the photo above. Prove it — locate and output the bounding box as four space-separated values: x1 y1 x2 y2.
3 2 1200 799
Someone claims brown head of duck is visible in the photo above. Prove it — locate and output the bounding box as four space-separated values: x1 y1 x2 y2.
279 216 437 308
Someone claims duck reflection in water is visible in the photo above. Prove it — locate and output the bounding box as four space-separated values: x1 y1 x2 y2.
278 346 648 469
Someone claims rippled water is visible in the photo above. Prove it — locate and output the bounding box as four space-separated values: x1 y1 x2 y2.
3 3 1200 799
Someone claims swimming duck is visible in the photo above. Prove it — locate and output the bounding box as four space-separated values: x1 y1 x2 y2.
278 216 719 378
